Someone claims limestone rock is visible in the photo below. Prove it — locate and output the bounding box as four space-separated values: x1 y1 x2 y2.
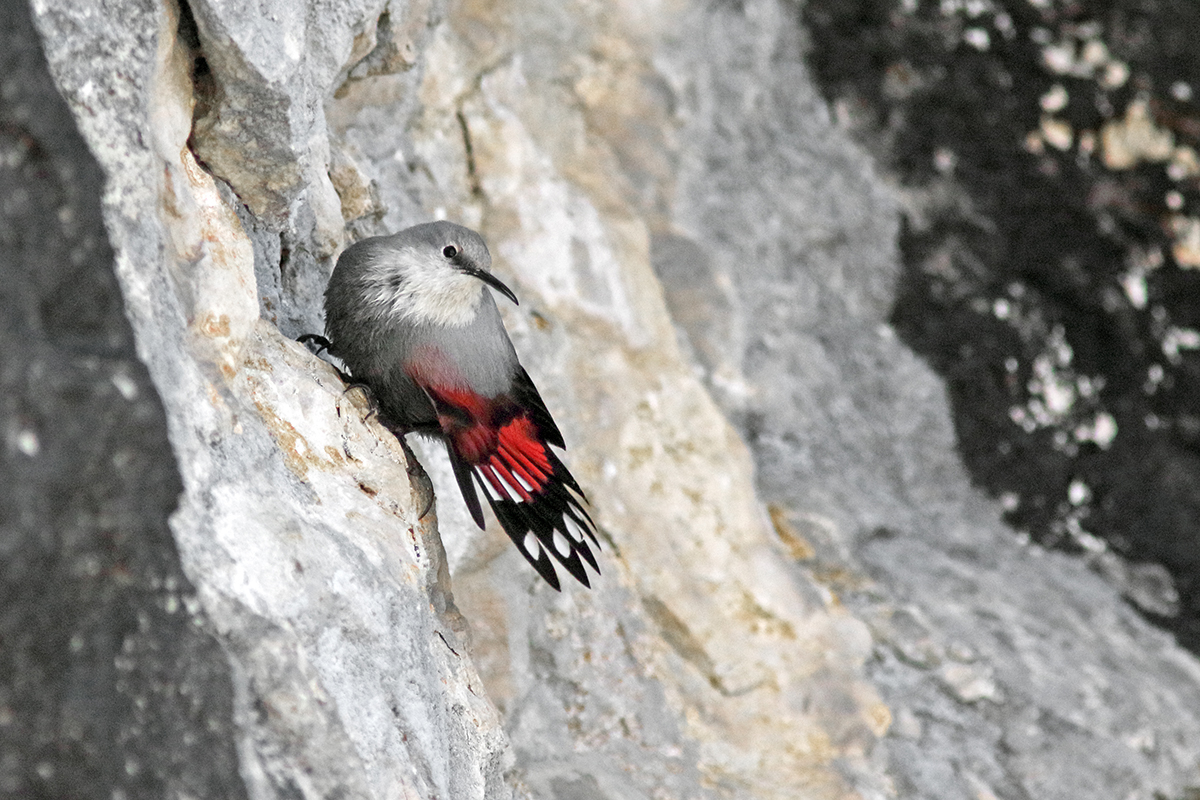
27 0 519 796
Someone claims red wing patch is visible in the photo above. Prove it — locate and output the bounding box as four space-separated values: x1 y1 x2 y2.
475 417 552 503
418 380 601 590
420 384 551 499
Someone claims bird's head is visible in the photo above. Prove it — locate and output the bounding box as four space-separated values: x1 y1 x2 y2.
350 220 518 327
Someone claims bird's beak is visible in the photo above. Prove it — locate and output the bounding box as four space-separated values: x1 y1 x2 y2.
464 267 519 306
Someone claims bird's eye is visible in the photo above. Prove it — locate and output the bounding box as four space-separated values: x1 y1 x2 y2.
442 245 458 259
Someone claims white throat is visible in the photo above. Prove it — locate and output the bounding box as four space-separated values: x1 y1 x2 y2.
365 249 485 327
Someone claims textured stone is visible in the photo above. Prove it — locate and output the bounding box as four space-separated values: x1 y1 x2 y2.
28 0 521 797
188 0 383 230
657 2 1200 798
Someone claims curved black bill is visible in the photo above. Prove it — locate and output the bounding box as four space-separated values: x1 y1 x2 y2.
466 267 519 306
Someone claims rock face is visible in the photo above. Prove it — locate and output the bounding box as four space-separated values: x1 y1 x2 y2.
6 0 1200 799
804 0 1200 651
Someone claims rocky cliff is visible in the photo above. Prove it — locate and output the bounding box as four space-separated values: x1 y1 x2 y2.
4 0 1200 797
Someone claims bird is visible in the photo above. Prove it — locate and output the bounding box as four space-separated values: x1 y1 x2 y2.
312 221 600 590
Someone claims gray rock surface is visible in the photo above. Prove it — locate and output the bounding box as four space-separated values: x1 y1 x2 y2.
8 0 1200 798
656 4 1200 798
657 6 1200 800
27 0 519 797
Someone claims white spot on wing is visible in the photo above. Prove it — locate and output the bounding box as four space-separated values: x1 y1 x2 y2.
522 531 541 559
494 470 523 502
552 530 572 557
513 471 534 493
564 517 586 543
14 428 39 457
479 473 502 502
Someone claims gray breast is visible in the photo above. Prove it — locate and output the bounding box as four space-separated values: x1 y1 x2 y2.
404 291 519 397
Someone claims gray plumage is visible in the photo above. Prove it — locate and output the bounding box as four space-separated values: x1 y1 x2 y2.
324 221 520 429
318 220 601 590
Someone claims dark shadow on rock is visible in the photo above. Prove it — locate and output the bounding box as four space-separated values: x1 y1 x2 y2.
804 0 1200 652
0 0 249 796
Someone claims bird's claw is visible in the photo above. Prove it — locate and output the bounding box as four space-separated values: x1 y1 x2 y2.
297 332 332 354
417 491 435 520
338 383 379 423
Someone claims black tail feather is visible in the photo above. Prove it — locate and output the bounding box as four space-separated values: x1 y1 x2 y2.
477 452 601 590
447 450 486 529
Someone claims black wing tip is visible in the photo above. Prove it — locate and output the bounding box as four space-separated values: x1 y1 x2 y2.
490 495 602 590
469 442 601 589
560 545 597 588
527 528 601 591
532 552 563 592
575 538 600 574
515 535 565 591
565 558 592 589
447 449 487 529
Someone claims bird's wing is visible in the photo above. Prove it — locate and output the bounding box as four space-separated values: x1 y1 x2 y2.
446 448 486 529
422 384 600 590
510 366 566 449
473 419 600 590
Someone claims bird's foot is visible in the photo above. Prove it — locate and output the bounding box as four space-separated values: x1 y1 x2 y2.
297 333 331 353
338 382 380 424
417 489 436 520
299 334 360 386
